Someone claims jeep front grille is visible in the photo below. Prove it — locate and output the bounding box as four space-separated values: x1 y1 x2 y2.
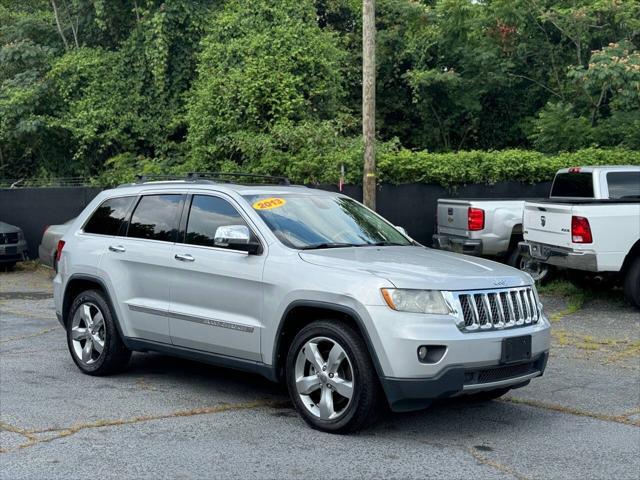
456 287 540 332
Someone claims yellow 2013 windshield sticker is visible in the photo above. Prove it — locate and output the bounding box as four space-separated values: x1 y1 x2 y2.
253 197 286 210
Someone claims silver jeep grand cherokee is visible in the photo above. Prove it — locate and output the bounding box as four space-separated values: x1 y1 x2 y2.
54 174 550 433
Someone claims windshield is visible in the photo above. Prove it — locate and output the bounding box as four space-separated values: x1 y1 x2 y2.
243 194 412 249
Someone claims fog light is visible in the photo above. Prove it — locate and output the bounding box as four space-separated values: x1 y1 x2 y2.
417 346 428 361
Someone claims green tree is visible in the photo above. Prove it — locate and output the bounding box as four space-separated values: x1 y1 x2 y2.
185 0 347 173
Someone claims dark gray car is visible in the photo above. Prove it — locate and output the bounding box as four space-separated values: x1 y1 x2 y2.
0 221 28 270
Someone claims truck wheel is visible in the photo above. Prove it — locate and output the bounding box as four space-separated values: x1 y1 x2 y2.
508 248 552 285
286 320 381 433
66 289 131 375
623 257 640 309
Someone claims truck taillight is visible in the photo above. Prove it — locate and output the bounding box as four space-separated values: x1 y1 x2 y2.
571 216 592 243
56 240 66 262
468 208 485 231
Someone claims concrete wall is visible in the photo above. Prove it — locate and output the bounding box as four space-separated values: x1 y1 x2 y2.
0 182 552 259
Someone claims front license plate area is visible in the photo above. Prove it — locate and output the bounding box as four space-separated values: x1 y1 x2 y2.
501 335 532 364
5 246 17 254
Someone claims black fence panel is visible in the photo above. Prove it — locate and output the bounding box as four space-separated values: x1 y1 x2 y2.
1 181 551 259
0 187 102 258
320 181 552 245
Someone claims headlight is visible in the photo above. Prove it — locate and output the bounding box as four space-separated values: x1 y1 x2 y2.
381 288 450 315
18 231 24 241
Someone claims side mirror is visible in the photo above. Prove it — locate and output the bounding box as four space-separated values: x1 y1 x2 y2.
214 225 260 254
395 226 408 236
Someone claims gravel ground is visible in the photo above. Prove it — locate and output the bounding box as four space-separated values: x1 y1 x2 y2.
1 266 639 479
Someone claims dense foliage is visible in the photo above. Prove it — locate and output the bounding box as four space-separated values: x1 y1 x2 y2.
1 0 639 185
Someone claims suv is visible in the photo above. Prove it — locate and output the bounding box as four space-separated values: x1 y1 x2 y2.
54 175 550 433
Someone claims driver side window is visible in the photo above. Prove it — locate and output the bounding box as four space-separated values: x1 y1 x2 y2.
185 195 256 250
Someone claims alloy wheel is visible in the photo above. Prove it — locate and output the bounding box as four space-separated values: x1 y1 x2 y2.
70 302 106 365
294 336 354 420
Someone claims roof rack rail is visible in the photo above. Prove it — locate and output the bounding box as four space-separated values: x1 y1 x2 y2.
126 172 292 186
186 172 291 186
133 174 185 183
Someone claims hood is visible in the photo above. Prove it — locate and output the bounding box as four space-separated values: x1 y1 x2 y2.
0 221 21 234
299 246 531 291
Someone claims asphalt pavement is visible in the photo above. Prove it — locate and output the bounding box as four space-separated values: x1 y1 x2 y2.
1 266 639 479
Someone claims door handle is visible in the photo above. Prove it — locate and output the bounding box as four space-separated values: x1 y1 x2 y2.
174 253 195 262
109 245 126 253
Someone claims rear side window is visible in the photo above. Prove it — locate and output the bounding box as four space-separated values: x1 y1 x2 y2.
185 195 256 249
84 196 135 236
550 172 594 198
127 194 182 242
607 172 640 199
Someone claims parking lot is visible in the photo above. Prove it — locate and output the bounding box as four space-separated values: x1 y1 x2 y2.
1 266 638 479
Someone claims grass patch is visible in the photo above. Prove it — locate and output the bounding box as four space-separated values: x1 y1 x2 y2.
14 260 42 272
539 280 587 322
552 329 640 361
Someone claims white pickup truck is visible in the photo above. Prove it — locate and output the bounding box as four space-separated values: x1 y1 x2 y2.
519 166 640 308
432 198 551 282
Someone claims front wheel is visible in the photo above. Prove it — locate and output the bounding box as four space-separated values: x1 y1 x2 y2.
286 320 381 433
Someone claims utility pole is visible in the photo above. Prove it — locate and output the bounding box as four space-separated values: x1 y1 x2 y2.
362 0 376 210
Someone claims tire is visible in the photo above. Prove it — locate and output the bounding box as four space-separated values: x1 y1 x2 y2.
286 320 381 433
461 387 510 403
66 289 131 375
508 248 552 285
623 256 640 309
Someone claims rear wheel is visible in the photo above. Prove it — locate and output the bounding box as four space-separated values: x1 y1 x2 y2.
623 257 640 309
286 320 381 433
66 289 131 375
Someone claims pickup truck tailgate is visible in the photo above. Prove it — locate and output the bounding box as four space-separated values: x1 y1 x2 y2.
437 199 471 236
523 202 573 248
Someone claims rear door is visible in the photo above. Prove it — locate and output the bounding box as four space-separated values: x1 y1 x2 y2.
168 193 265 361
98 193 184 344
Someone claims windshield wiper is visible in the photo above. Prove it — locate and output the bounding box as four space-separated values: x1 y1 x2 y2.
299 243 357 250
357 241 407 247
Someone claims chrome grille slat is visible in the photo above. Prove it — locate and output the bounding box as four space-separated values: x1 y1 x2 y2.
495 293 506 327
456 287 541 332
528 289 538 322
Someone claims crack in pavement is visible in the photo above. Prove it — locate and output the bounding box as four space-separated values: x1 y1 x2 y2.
0 421 39 452
467 447 529 480
0 326 59 344
413 436 527 479
1 399 291 453
501 397 640 427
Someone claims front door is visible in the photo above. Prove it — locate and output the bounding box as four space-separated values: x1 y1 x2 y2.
169 193 265 361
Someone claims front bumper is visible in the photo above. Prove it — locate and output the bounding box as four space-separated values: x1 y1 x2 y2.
364 304 551 411
381 353 548 411
519 241 597 272
432 234 482 256
0 240 28 263
380 352 549 412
